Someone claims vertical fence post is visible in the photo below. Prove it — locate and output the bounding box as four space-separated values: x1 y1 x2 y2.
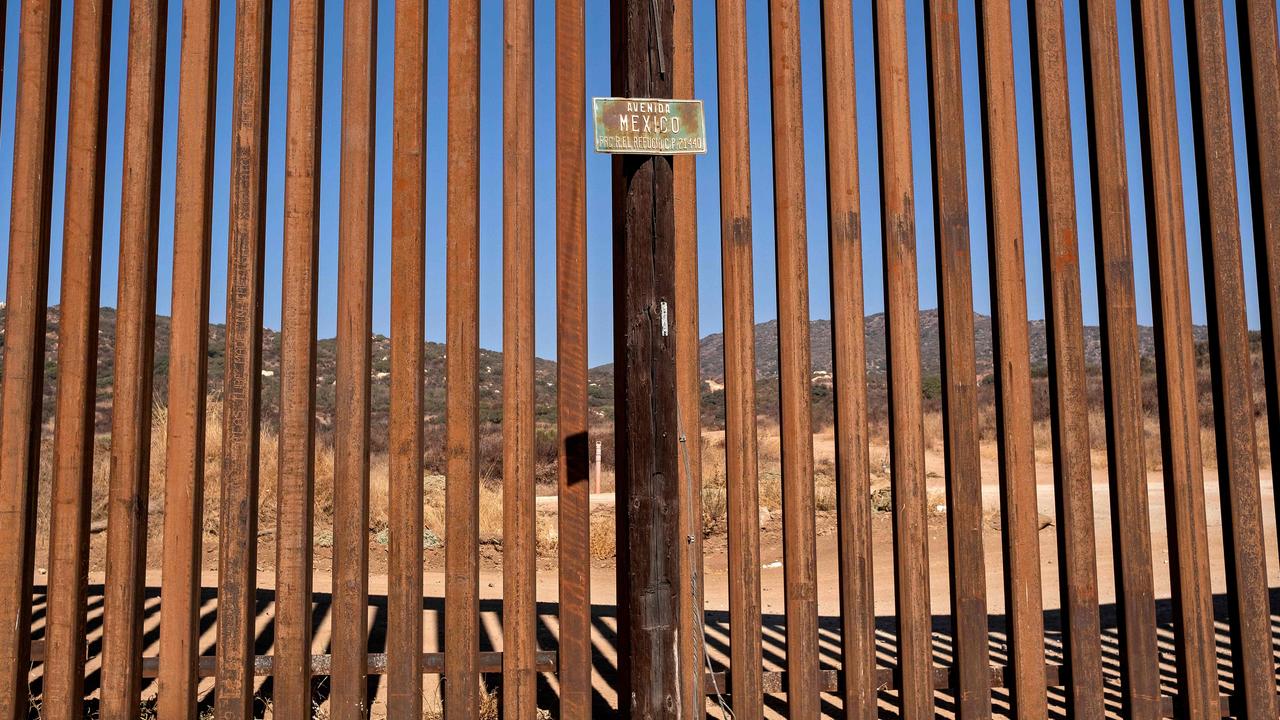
445 0 482 714
819 2 876 717
1126 0 1204 716
388 0 425 715
41 0 111 715
611 0 682 716
157 0 219 716
0 0 61 716
214 0 271 714
1183 2 1277 715
713 1 764 715
556 0 593 717
332 0 376 715
976 3 1050 717
766 0 820 714
1080 2 1177 712
101 0 168 713
274 0 323 714
672 0 704 713
921 2 992 715
501 0 537 715
1240 0 1280 576
873 2 933 716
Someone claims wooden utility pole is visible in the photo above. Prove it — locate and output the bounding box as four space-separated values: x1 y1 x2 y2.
612 0 682 717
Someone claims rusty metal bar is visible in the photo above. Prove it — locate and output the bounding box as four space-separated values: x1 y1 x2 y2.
39 0 111 716
156 0 219 714
100 0 168 714
1027 0 1116 716
0 9 60 712
714 0 763 715
1124 1 1209 717
388 0 425 715
1080 2 1177 712
672 1 704 714
818 2 875 717
273 0 323 714
873 1 933 716
1240 0 1280 581
446 0 482 714
1182 2 1277 715
501 0 536 716
213 0 271 713
1082 5 1173 718
155 0 218 716
921 2 992 716
0 1 60 717
975 2 1050 717
765 0 819 716
555 0 592 716
332 0 376 715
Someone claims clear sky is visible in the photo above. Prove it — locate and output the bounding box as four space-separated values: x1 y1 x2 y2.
0 0 1265 367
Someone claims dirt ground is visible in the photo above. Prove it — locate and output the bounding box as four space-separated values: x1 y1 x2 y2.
26 439 1280 718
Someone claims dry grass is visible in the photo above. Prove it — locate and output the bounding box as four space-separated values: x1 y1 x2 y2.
25 380 1275 572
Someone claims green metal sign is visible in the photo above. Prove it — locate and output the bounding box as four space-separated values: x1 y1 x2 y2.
592 97 707 155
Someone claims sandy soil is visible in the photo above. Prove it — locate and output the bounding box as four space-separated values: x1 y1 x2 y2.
25 444 1280 718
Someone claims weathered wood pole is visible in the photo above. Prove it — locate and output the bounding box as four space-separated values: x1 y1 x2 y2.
611 0 682 717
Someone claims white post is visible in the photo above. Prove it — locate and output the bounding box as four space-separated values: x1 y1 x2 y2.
594 441 602 494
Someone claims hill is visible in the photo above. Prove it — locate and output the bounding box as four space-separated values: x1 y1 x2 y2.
0 304 1213 455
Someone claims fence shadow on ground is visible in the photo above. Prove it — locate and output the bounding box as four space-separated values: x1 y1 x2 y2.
23 585 1280 718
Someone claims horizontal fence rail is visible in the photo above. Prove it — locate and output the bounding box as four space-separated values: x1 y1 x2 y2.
0 0 1277 717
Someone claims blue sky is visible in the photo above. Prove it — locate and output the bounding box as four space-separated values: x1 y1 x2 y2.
0 0 1265 367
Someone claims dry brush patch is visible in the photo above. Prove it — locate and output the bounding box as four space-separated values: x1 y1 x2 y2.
22 365 1274 573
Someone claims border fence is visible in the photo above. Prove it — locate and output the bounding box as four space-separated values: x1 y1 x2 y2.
1 0 1279 718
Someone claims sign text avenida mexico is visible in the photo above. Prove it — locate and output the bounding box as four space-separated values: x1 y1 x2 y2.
592 97 707 155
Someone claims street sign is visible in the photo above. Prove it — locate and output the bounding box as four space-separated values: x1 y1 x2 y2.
592 97 707 155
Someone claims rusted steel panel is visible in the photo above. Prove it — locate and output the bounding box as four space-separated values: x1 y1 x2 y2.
274 0 323 715
1080 2 1177 712
1183 2 1278 715
213 0 272 714
155 0 218 715
0 9 60 713
556 0 592 717
100 0 169 714
873 2 934 716
672 3 705 715
501 0 537 717
1241 0 1280 582
976 2 1050 717
819 2 876 717
332 0 376 716
921 2 992 716
446 0 482 715
1124 1 1208 717
713 0 764 715
39 0 111 716
0 2 60 717
765 1 820 716
157 0 219 714
388 0 426 716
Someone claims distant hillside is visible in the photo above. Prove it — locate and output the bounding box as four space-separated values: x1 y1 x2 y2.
0 305 1210 446
695 309 1209 383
